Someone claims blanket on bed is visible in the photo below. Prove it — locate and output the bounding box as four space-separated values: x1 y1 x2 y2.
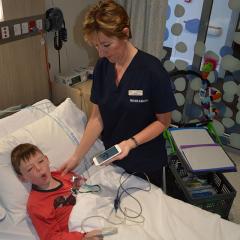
69 165 240 240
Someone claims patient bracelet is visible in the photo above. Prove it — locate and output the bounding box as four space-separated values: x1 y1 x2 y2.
130 137 139 147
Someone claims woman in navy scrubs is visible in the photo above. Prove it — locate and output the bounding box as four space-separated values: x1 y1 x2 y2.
60 0 176 188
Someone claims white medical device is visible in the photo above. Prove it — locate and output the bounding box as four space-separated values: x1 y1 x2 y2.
55 70 88 86
93 145 122 166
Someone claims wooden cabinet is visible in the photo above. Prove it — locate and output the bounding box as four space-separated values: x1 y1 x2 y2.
52 80 93 119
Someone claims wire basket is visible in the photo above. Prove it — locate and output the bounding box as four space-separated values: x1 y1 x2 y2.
167 157 236 219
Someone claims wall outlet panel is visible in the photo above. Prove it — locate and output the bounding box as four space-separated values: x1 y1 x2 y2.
0 14 45 45
36 19 43 31
21 22 29 34
1 26 10 39
28 20 36 32
13 24 21 36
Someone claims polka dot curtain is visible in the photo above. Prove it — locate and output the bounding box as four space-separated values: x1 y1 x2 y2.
162 0 240 149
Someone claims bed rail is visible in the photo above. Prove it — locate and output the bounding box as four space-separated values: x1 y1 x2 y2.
0 105 27 119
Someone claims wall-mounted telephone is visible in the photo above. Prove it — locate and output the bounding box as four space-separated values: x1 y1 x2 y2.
45 7 67 50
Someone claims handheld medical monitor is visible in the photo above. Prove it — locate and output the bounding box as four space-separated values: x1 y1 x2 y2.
93 145 121 166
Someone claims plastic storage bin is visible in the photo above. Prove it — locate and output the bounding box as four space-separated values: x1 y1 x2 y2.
166 156 236 219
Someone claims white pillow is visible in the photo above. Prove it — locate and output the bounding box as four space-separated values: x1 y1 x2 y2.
0 99 56 138
0 98 104 224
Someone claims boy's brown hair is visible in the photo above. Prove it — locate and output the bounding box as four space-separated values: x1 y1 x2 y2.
11 143 43 175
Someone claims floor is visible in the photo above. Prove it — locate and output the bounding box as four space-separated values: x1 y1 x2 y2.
224 146 240 224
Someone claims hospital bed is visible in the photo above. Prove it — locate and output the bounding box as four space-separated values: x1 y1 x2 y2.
0 98 239 240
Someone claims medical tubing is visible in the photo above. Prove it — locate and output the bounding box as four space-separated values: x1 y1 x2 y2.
114 171 151 218
80 215 123 233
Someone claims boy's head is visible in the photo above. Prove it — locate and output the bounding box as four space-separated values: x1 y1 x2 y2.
11 143 52 189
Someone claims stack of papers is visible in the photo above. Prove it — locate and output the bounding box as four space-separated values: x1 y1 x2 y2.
170 128 236 173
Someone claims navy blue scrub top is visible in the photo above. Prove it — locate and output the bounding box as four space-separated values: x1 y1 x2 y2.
91 50 177 173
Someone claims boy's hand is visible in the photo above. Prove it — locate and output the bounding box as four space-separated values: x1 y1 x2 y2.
84 230 103 239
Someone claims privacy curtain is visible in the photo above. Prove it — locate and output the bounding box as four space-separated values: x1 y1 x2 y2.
117 0 168 59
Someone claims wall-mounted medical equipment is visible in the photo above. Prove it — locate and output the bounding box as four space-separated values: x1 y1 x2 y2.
45 7 67 73
55 70 88 86
45 7 67 51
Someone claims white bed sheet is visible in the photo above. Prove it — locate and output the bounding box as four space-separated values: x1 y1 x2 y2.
1 164 239 240
70 165 240 240
0 98 239 240
0 215 38 240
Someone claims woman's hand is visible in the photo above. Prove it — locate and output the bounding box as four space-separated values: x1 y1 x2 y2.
103 139 136 165
84 230 103 239
58 154 80 176
117 139 134 159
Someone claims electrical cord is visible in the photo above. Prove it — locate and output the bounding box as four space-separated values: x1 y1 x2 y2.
80 171 151 232
3 103 151 223
114 171 151 219
80 215 124 233
72 183 101 195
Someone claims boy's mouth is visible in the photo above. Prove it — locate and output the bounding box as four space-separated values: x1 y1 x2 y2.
41 173 47 179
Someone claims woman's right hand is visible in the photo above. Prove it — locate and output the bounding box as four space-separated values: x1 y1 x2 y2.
59 154 80 176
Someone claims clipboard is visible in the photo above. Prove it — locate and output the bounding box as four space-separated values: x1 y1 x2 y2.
169 127 236 173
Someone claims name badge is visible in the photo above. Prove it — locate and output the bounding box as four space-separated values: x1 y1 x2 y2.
128 90 143 96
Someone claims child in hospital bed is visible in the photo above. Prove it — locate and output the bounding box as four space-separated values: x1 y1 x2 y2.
11 143 103 240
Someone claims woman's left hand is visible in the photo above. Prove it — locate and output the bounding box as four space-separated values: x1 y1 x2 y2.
103 139 136 165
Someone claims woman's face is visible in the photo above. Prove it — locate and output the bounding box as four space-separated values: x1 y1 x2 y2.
91 31 128 63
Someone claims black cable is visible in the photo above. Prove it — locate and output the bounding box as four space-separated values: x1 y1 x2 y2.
114 171 151 219
59 25 67 42
54 31 63 50
57 49 61 73
77 184 101 193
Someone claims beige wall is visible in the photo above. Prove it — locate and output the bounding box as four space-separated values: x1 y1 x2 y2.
45 0 98 81
2 0 44 20
0 0 49 109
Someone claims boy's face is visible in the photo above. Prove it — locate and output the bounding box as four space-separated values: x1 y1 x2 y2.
19 151 52 190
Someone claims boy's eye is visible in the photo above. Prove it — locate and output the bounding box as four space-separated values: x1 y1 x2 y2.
103 43 111 48
38 155 46 163
39 159 44 163
27 168 33 172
